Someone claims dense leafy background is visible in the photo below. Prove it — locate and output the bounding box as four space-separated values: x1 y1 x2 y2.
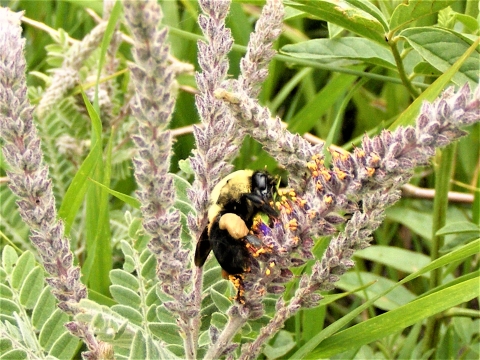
0 0 478 359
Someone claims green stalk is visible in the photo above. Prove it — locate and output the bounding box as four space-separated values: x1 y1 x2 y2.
423 144 456 354
389 36 420 99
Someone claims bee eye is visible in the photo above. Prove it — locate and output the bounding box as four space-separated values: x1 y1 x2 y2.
252 172 268 196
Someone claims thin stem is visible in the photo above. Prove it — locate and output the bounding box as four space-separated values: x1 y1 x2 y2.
204 315 247 359
270 67 313 112
389 36 421 99
239 300 298 360
423 144 456 354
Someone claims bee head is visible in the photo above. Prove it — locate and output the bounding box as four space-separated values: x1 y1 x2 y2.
247 171 278 217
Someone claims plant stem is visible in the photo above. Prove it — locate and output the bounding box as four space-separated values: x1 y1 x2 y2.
389 36 421 99
423 144 456 354
204 314 247 359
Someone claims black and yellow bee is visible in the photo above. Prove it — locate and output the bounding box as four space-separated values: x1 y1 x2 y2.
194 170 278 303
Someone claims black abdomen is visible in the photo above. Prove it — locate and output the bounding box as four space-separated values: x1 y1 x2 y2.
209 220 249 275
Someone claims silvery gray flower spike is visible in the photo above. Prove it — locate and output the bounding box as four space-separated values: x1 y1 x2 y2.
238 0 285 98
123 1 200 358
216 82 479 359
36 22 107 117
0 7 101 359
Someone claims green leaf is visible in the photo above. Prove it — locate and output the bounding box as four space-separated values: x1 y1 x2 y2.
81 91 112 297
146 335 163 360
452 317 474 344
210 288 232 313
149 323 183 345
286 0 387 46
112 304 143 326
48 330 80 359
173 173 192 205
32 286 56 330
453 13 479 33
281 38 396 69
95 0 122 106
110 269 140 292
75 299 138 346
0 284 13 299
436 221 480 236
299 306 327 346
88 177 140 208
120 240 135 258
2 245 18 275
310 276 479 358
386 205 468 241
146 286 162 308
177 159 193 176
0 338 12 354
389 37 479 129
19 266 44 309
110 284 141 307
400 27 480 87
413 61 443 77
211 312 228 330
11 251 35 290
128 217 144 241
57 138 100 234
58 94 103 235
0 349 27 360
397 322 422 359
140 253 156 279
336 272 416 311
0 268 6 284
88 288 117 307
129 331 146 360
263 330 296 359
344 0 389 31
156 305 177 324
355 245 430 276
198 330 210 347
0 298 20 317
287 72 358 134
38 308 69 351
390 0 455 33
289 239 480 359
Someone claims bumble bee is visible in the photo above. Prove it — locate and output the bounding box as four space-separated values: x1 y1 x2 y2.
194 170 278 303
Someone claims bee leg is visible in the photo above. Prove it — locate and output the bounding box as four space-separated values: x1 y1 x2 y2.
218 213 249 240
244 234 262 248
219 213 266 249
230 274 246 304
221 270 246 304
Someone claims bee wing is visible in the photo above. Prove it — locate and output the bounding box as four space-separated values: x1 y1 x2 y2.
194 226 212 267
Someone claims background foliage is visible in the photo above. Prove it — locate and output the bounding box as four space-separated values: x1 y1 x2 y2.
0 0 478 359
